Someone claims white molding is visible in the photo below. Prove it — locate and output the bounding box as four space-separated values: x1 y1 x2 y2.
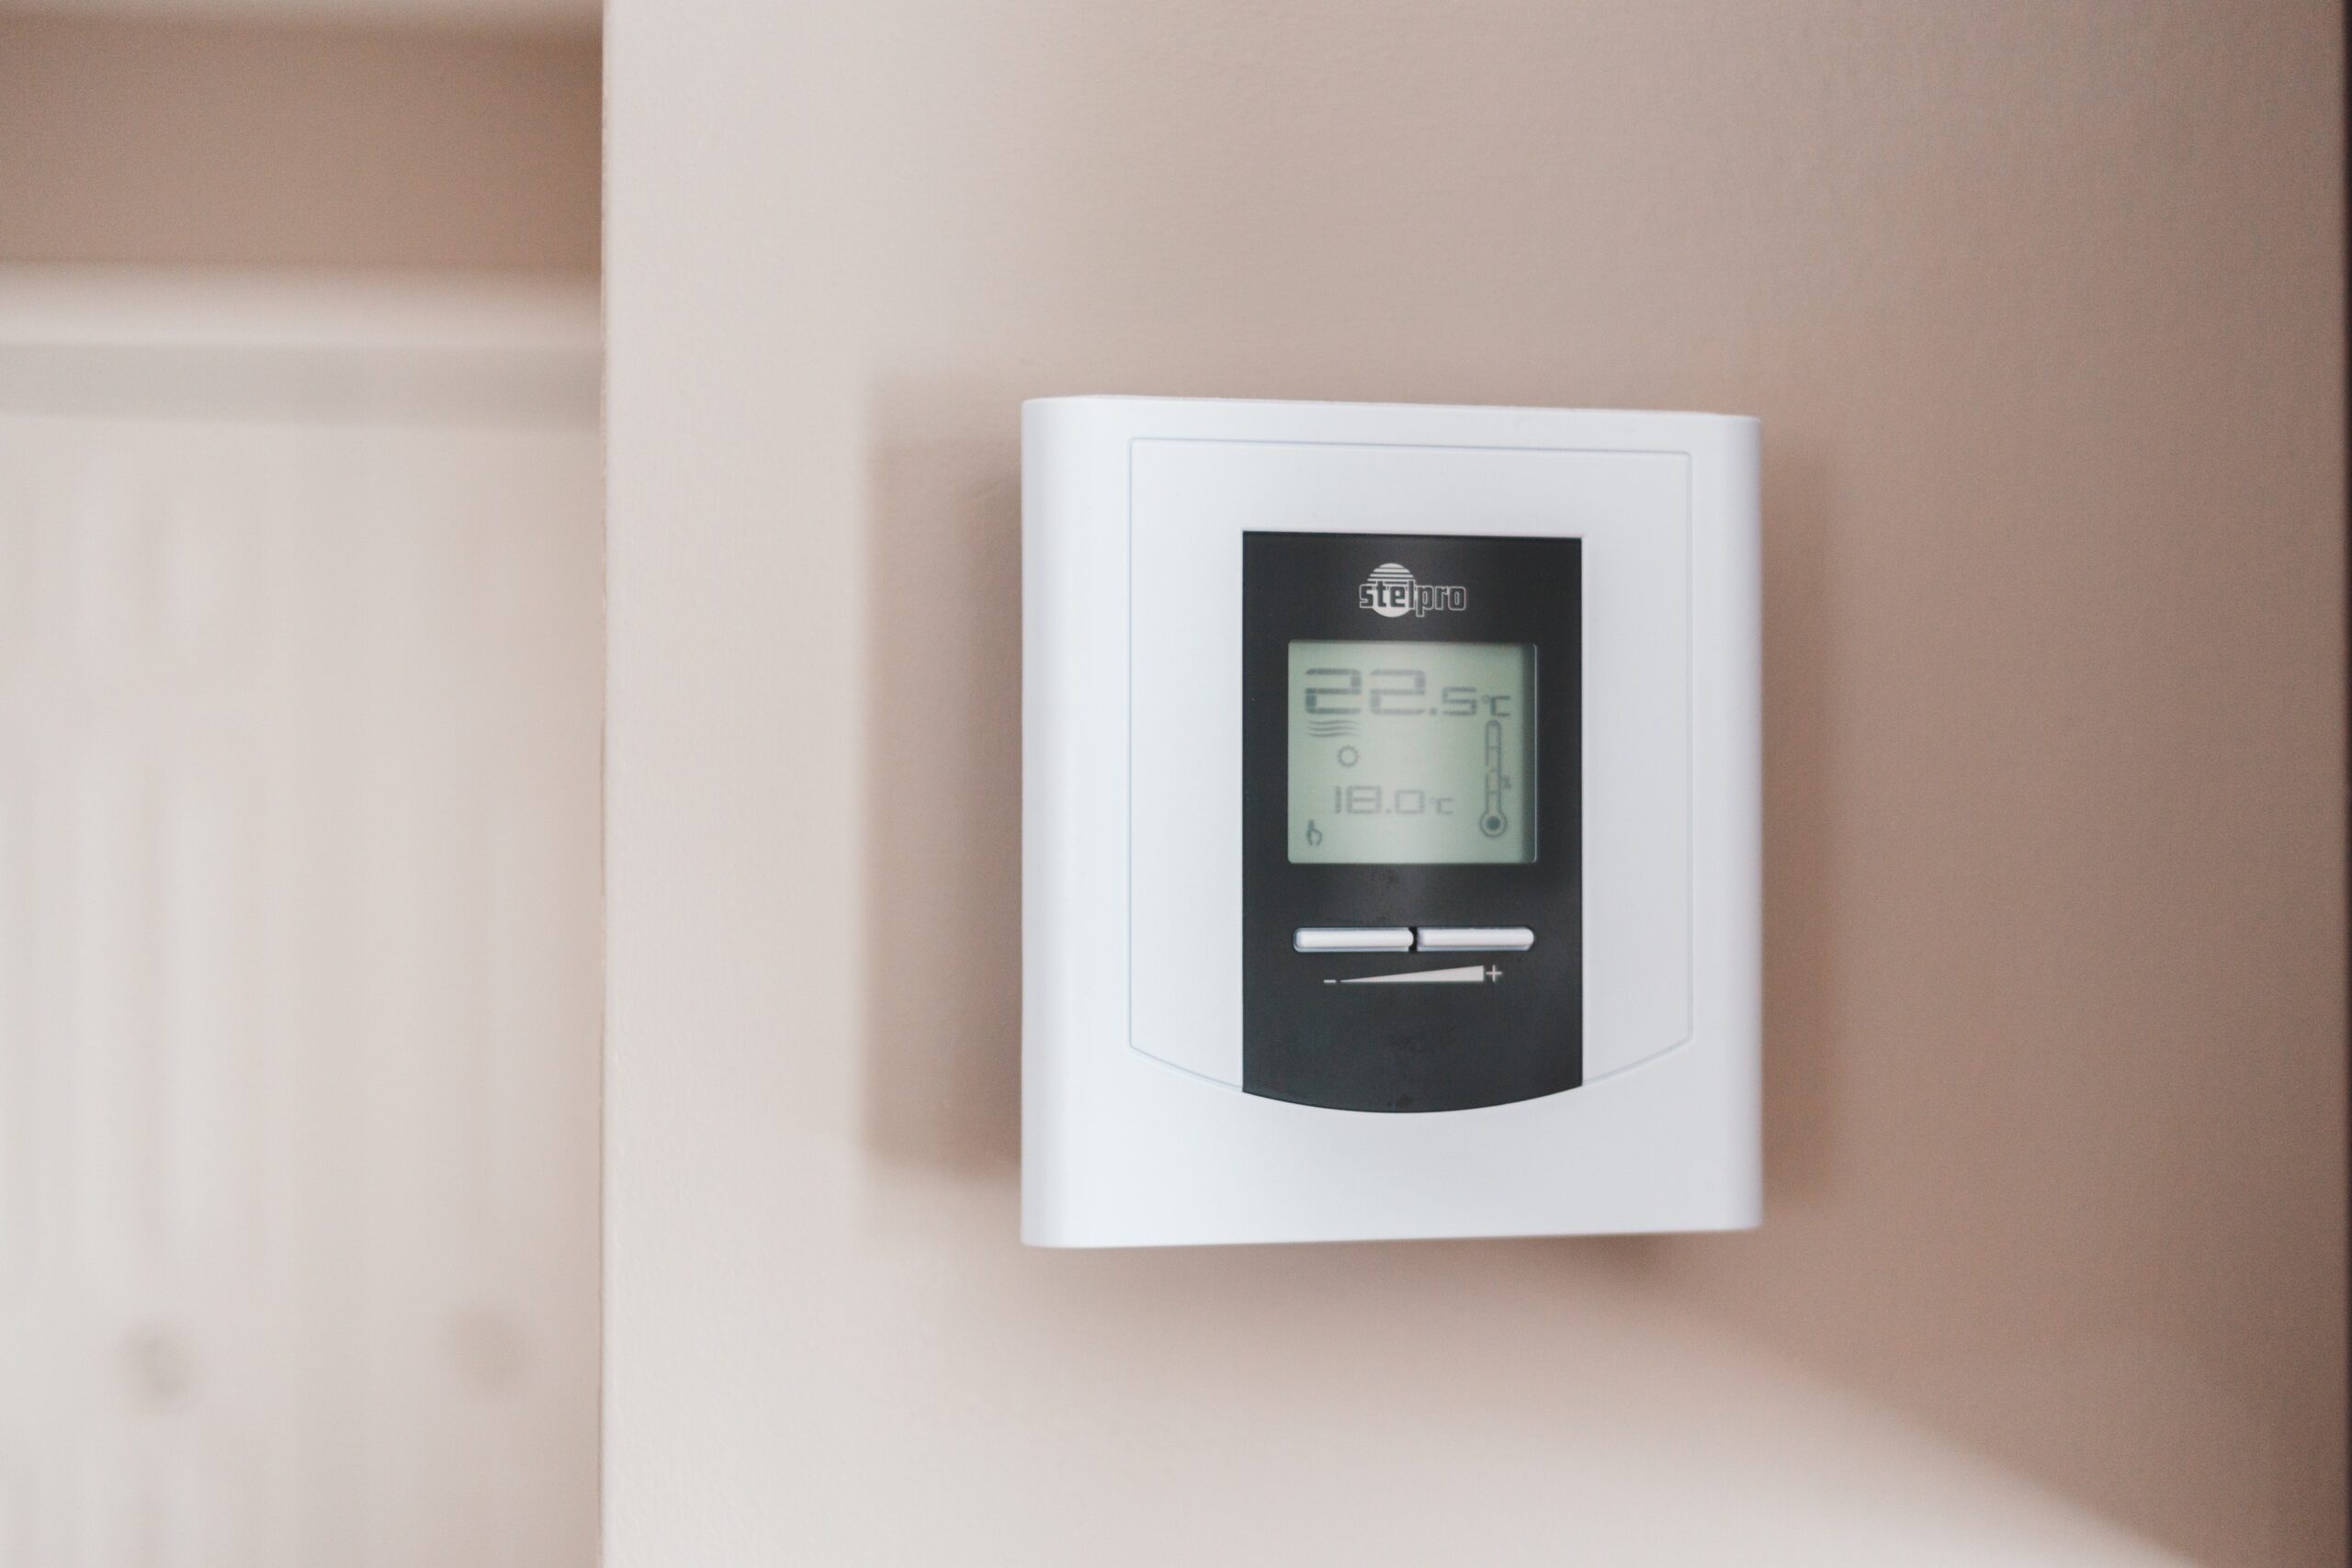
0 267 598 353
0 267 601 424
0 0 597 33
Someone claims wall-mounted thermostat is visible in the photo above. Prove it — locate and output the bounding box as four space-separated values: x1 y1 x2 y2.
1023 397 1759 1247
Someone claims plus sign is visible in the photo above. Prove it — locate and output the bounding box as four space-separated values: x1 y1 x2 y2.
1484 965 1501 982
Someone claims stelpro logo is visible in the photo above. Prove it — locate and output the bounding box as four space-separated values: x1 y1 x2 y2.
1358 562 1466 618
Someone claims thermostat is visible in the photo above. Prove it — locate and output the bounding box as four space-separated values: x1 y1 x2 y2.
1022 397 1759 1247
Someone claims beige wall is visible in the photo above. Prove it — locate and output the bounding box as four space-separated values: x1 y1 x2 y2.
605 3 2345 1563
0 15 599 272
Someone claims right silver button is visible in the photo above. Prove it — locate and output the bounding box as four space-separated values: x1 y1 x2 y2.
1415 926 1535 953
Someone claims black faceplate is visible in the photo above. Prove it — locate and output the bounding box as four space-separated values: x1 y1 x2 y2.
1242 532 1582 1112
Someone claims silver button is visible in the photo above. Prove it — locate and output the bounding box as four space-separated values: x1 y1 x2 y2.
1414 926 1534 952
1293 927 1415 953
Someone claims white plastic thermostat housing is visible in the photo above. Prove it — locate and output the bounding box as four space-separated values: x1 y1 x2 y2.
1023 396 1759 1247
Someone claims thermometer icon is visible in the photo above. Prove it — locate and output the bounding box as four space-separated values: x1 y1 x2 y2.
1479 718 1509 838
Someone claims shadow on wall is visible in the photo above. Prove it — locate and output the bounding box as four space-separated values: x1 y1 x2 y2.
1758 443 1838 1206
860 395 1025 1176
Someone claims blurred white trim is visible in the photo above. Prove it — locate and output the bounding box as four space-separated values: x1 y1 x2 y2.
0 267 598 353
0 268 601 425
0 0 596 33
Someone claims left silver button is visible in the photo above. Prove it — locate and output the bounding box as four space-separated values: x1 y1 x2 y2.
1293 927 1415 953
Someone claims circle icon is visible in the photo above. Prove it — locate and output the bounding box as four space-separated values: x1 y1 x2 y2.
1364 563 1415 618
1337 745 1359 768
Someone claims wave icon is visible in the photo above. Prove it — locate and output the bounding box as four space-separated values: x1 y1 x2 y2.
1306 719 1360 737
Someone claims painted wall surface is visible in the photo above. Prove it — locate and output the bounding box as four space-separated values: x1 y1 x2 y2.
0 17 600 273
605 4 2345 1563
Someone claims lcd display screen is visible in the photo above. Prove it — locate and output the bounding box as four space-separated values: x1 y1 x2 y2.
1286 640 1534 863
